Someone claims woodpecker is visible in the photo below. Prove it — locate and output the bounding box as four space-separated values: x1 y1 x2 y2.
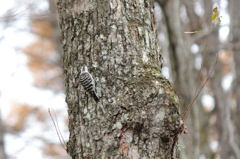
79 66 99 103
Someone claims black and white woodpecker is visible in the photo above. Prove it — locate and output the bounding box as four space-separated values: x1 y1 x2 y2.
79 66 99 103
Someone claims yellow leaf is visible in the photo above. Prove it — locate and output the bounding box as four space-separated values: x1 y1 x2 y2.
193 30 203 33
212 7 222 24
184 30 205 34
212 13 218 21
216 18 221 24
213 7 218 13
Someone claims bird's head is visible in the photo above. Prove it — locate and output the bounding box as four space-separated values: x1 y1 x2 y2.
81 65 88 73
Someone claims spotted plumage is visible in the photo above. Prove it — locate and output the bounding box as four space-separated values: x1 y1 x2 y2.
80 66 99 102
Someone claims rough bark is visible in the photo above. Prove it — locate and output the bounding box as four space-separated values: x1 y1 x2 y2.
57 0 181 158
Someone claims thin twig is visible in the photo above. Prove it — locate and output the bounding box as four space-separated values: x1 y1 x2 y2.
182 23 215 120
52 108 67 147
183 52 218 120
48 108 66 150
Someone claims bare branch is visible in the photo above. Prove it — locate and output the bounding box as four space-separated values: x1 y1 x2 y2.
48 108 66 150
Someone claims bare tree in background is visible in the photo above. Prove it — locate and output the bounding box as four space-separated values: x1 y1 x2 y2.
228 0 240 158
155 0 240 158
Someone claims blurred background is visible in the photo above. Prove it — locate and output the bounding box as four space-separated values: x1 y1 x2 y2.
0 0 68 158
0 0 239 159
155 0 240 159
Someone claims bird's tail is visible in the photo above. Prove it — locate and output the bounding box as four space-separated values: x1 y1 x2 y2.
90 91 99 103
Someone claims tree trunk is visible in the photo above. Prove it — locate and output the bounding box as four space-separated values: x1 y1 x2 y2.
230 0 240 131
57 0 181 158
228 0 240 158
